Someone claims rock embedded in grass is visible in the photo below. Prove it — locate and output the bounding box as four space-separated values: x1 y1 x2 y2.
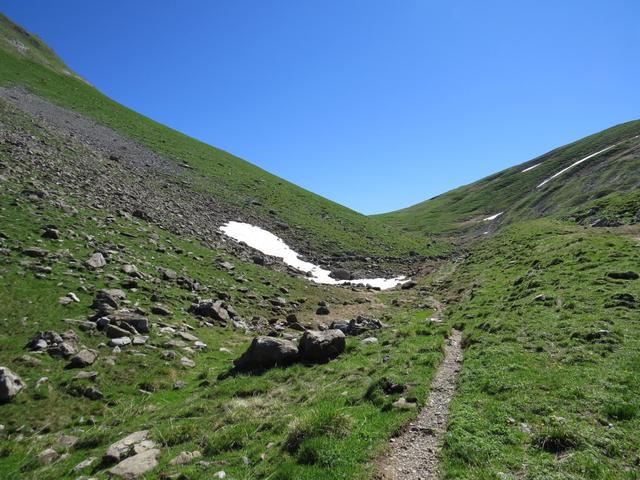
607 271 639 280
298 329 345 363
85 252 106 269
234 336 299 371
68 349 98 368
0 366 25 402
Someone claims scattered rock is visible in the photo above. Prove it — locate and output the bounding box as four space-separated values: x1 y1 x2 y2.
316 305 330 315
331 269 352 280
109 337 132 347
108 448 160 479
298 329 345 363
38 447 59 465
22 247 48 257
189 299 231 322
330 315 383 335
169 450 202 465
0 366 25 402
151 305 172 316
180 357 195 368
85 252 107 269
401 280 417 290
361 337 378 345
392 397 417 410
607 271 639 280
68 349 98 368
42 227 61 239
104 430 152 463
73 456 96 472
234 336 299 371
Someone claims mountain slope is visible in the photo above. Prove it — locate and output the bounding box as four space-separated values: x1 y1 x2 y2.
0 14 443 268
375 121 640 237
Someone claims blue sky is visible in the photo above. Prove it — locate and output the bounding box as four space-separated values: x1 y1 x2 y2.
2 1 638 214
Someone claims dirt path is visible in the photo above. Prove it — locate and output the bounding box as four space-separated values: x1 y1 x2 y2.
377 329 463 480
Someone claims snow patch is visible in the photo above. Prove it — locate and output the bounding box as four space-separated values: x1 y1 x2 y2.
537 145 617 188
220 221 408 290
483 212 503 221
521 163 541 173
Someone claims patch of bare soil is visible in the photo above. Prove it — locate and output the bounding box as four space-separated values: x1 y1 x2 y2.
376 329 463 480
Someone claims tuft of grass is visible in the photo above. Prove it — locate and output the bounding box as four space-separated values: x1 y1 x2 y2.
284 405 354 454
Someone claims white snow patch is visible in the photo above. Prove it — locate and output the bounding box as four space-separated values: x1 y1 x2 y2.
521 163 541 173
537 145 617 188
220 221 408 290
483 212 503 221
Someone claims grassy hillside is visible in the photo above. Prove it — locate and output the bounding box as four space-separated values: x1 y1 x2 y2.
376 122 640 237
438 219 640 478
0 157 447 480
0 14 441 261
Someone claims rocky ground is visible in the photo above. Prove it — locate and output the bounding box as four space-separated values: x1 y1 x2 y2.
0 87 428 280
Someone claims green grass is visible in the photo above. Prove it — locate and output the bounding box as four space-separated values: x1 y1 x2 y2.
0 168 447 479
438 219 640 479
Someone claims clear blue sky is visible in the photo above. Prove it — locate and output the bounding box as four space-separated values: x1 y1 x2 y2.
2 1 638 214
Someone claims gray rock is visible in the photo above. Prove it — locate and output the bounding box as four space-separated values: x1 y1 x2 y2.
331 269 351 280
38 447 59 464
109 337 132 347
0 366 25 402
22 247 49 257
150 305 172 316
177 331 199 342
169 450 201 465
42 227 61 239
159 267 177 280
92 289 126 310
316 305 330 315
68 349 98 368
108 448 160 479
189 299 230 322
110 311 149 333
392 397 417 410
298 329 345 363
104 430 151 463
401 280 417 290
361 337 378 345
234 336 299 370
180 357 195 368
105 324 132 339
85 252 106 269
73 456 96 472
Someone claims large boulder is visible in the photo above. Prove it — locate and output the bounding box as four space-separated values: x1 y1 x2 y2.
234 336 299 371
299 330 345 363
0 366 25 402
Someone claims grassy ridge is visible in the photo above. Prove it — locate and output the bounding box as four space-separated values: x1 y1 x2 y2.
440 220 640 478
375 123 640 236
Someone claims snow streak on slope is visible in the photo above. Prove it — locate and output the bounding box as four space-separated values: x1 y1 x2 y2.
537 145 617 188
483 212 503 221
220 222 408 290
522 163 541 173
